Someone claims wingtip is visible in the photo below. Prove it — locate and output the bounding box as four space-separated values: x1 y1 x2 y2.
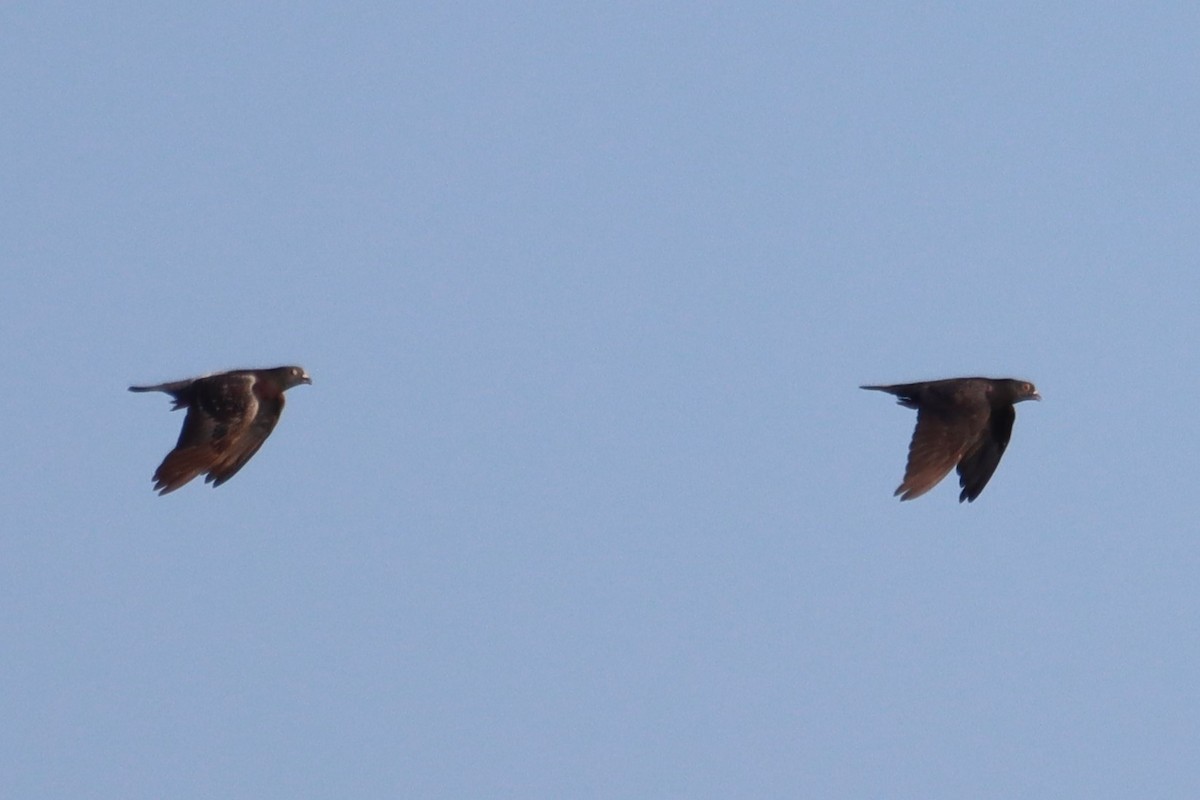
894 481 940 502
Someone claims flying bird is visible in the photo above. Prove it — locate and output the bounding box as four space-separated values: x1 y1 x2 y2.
861 377 1040 502
130 366 311 494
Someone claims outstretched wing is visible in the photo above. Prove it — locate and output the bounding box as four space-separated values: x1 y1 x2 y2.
956 405 1015 502
895 404 989 501
150 374 259 494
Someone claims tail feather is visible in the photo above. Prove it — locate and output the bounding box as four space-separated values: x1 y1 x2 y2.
129 378 195 394
861 383 920 408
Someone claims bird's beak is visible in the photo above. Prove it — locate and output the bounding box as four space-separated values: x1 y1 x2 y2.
301 373 312 385
1031 392 1041 401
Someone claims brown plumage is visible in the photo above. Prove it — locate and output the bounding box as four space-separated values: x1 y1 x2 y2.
861 377 1040 502
130 366 311 494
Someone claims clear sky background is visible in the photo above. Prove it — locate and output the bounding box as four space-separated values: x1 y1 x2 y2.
3 3 1198 798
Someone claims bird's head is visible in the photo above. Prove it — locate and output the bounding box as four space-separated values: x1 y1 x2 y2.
1012 379 1040 403
271 365 312 390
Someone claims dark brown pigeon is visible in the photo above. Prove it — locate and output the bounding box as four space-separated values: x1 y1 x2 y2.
130 366 311 494
861 377 1040 502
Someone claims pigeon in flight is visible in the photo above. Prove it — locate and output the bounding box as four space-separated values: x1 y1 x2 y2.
861 377 1040 502
130 366 311 494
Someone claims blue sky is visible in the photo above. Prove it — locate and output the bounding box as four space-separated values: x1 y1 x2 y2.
4 3 1199 797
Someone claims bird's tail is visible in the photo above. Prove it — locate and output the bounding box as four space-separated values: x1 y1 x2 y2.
860 383 921 408
128 378 194 394
860 383 914 396
129 379 196 410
